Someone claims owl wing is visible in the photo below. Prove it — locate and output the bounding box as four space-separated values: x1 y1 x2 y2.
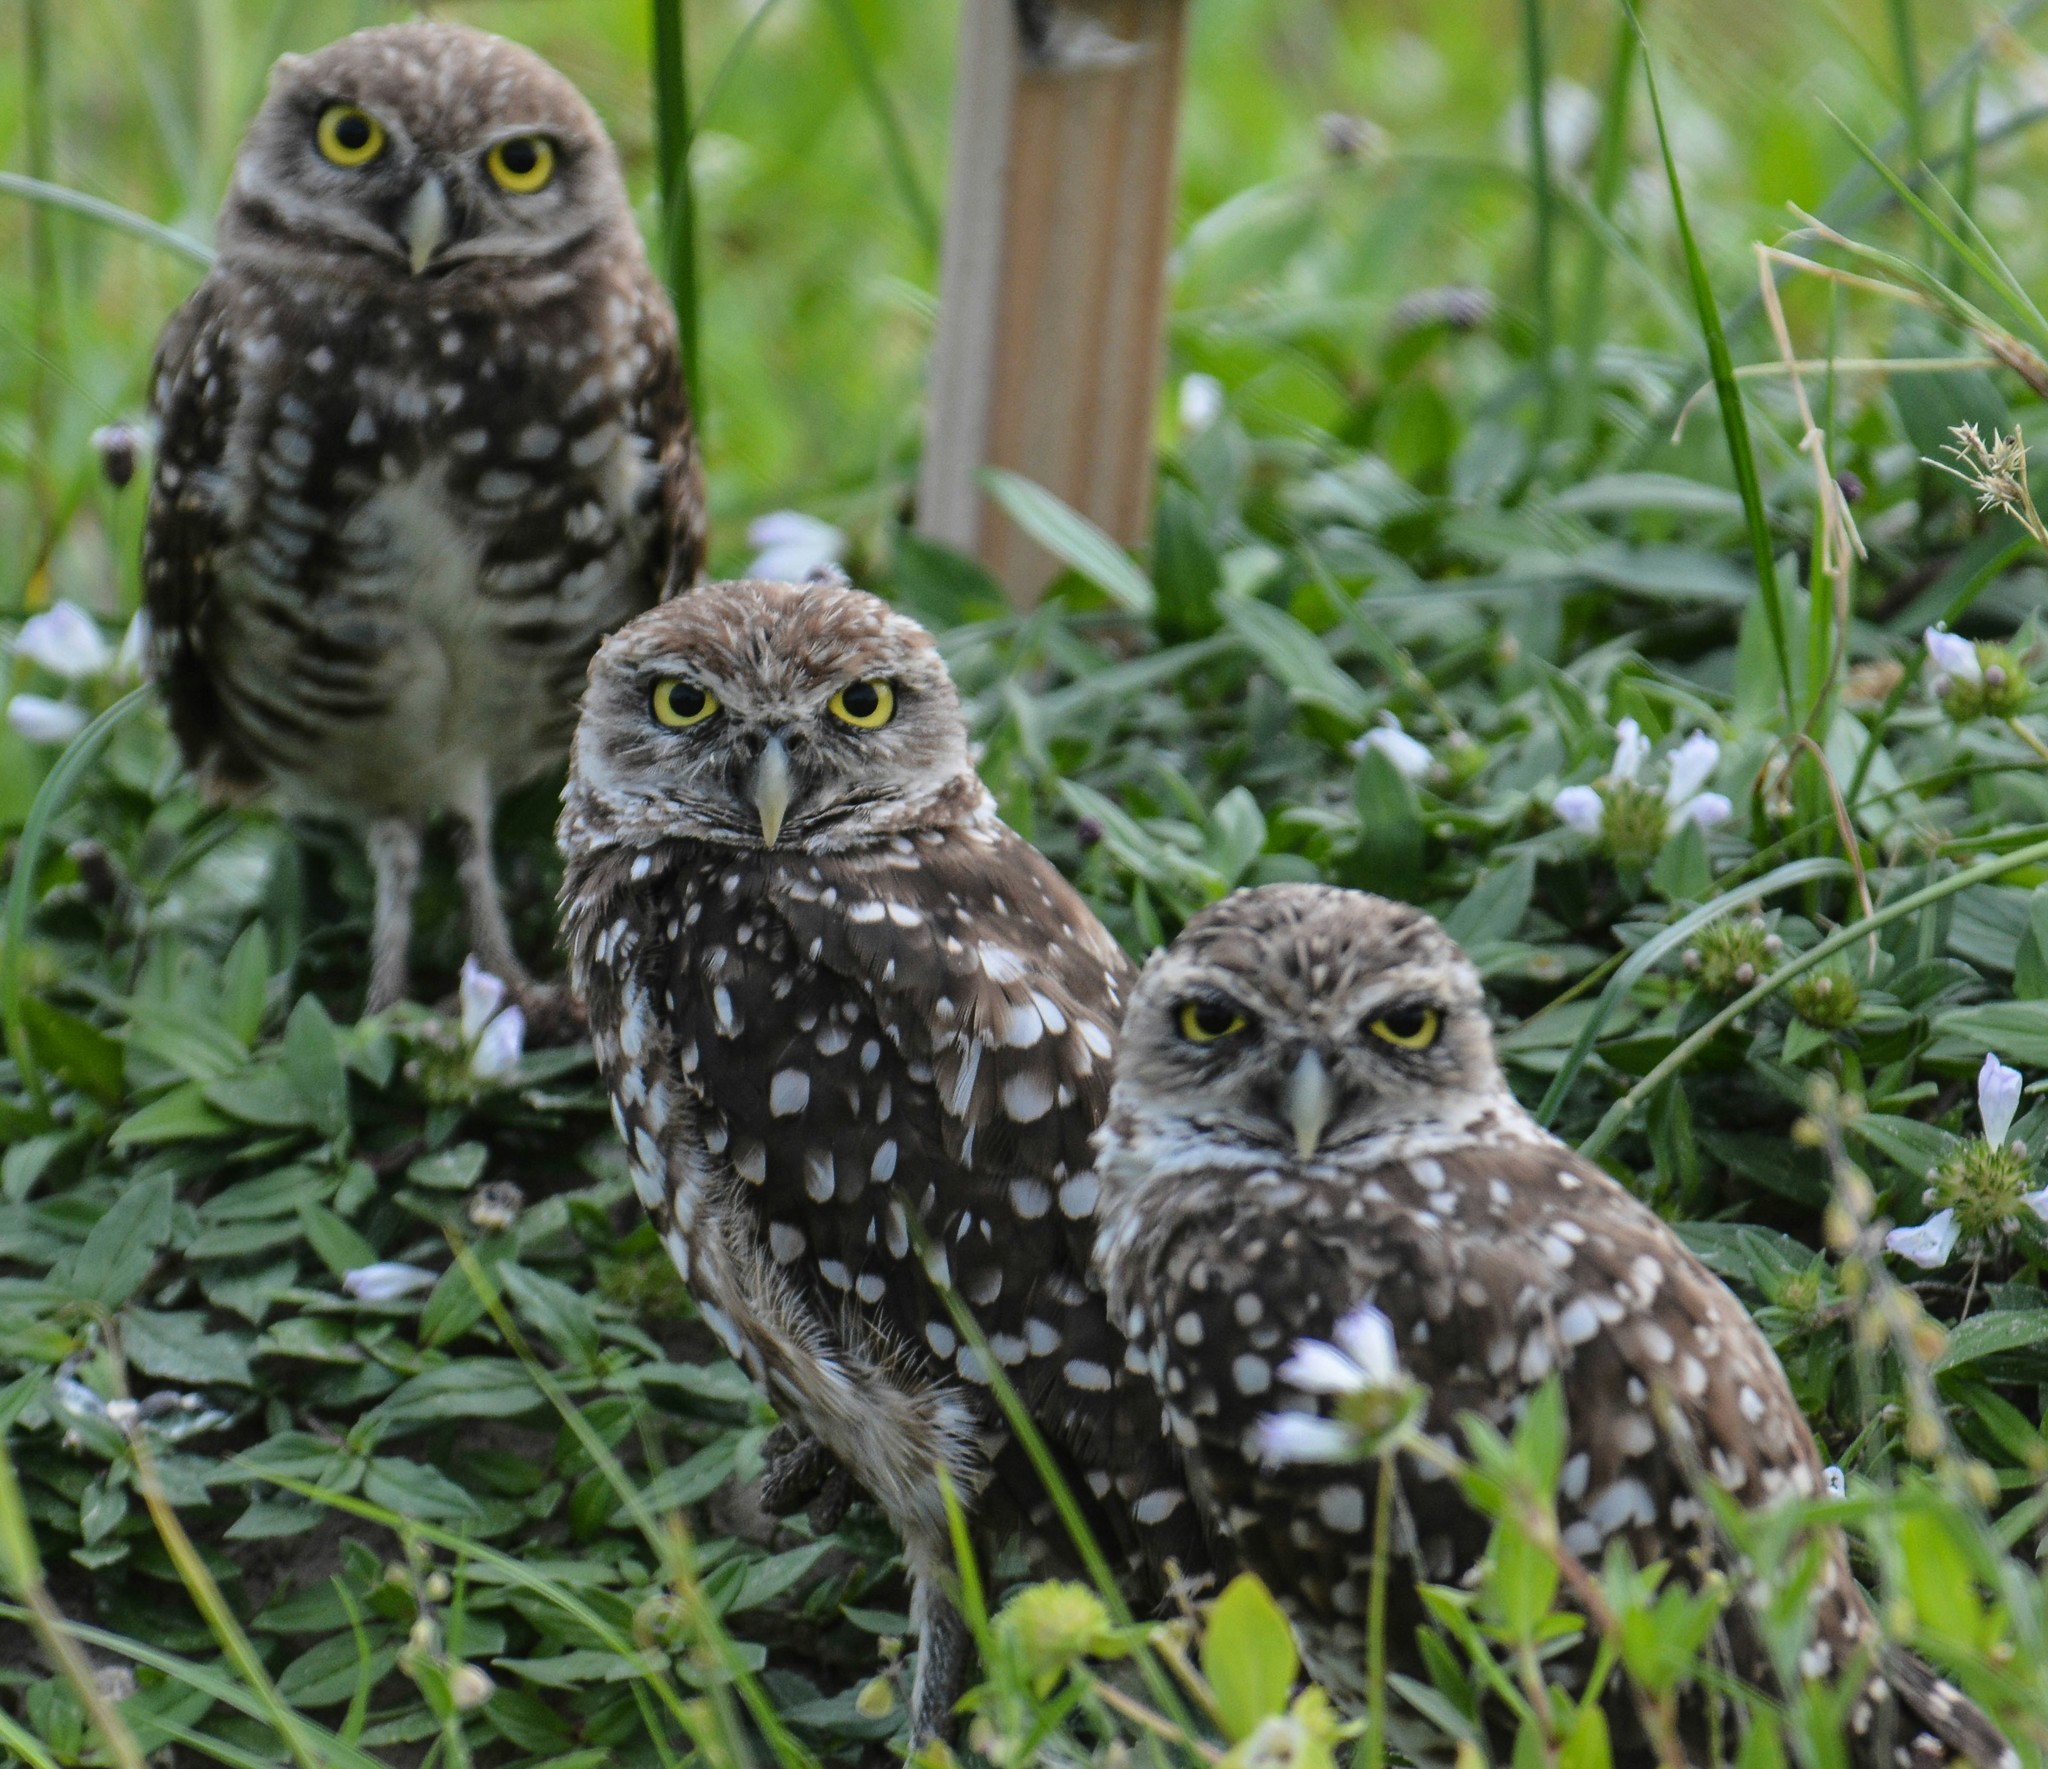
142 276 262 794
622 272 705 599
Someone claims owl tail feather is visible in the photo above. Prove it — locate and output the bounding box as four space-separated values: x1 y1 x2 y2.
1870 1645 2016 1769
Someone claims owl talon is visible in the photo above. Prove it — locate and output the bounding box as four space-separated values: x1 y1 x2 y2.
513 982 587 1048
806 1466 857 1535
758 1425 838 1516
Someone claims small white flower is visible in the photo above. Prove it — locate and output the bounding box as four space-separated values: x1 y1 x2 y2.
448 1664 496 1710
342 1261 438 1301
1979 1052 2023 1151
745 510 844 582
1823 1465 1847 1499
1663 731 1721 809
1252 1412 1359 1468
2024 1186 2048 1225
1671 791 1732 831
1924 626 1983 689
1356 716 1432 781
15 601 112 681
1885 1208 1959 1270
1277 1302 1403 1396
7 694 87 746
471 1003 526 1079
114 610 148 682
1178 372 1225 435
1552 784 1604 836
51 1377 108 1423
1610 717 1649 785
105 1398 140 1430
459 956 509 1045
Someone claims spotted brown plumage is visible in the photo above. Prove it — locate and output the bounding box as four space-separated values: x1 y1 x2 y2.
1090 883 2013 1769
558 579 1208 1742
144 22 702 1013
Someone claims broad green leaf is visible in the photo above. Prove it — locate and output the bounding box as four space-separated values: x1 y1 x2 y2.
406 1142 488 1191
1932 1310 2048 1371
298 1203 377 1277
110 1082 231 1147
63 1171 173 1308
1221 598 1371 727
1202 1572 1298 1741
220 922 272 1046
21 999 123 1106
981 469 1154 615
282 994 349 1138
363 1456 483 1520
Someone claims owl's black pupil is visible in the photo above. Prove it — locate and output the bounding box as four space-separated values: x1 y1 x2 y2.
842 681 880 718
501 139 538 174
1191 1001 1238 1036
1381 1005 1428 1037
666 684 705 718
334 113 370 150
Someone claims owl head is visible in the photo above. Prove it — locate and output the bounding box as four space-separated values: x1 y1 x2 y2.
562 578 982 855
220 24 632 284
1106 884 1509 1161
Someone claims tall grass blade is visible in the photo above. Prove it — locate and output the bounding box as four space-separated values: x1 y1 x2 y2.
1 688 151 1114
1519 0 1557 437
819 0 938 258
23 0 58 567
1884 0 1926 204
1567 8 1639 446
651 0 702 427
1581 833 2048 1159
1621 0 1792 709
0 172 216 266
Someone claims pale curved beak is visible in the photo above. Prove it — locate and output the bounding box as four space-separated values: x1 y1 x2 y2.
752 735 793 847
404 175 449 275
1286 1048 1333 1159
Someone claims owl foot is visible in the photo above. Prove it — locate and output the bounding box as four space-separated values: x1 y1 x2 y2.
513 981 587 1047
758 1425 862 1534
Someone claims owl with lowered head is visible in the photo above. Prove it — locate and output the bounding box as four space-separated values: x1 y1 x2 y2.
144 22 702 1014
1091 884 2012 1769
558 577 1208 1740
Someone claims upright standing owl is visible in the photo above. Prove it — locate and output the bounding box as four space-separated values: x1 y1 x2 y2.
1091 884 2011 1769
558 578 1208 1739
144 22 702 1014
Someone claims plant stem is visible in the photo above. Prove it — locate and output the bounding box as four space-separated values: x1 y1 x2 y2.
1363 1452 1396 1769
650 0 701 429
819 0 938 257
1520 0 1556 439
24 0 57 583
1567 6 1639 449
2006 716 2048 766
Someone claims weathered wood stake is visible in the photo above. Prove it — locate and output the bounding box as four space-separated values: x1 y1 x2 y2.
918 0 1189 605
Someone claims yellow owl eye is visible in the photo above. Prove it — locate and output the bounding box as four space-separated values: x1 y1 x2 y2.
828 680 895 729
316 104 386 168
652 680 719 729
1178 1000 1248 1044
486 136 556 193
1369 1006 1439 1050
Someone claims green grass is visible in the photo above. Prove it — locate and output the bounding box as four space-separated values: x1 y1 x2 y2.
14 0 2048 1763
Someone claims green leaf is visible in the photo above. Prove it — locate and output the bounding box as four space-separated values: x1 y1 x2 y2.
1221 598 1371 727
110 1082 231 1147
21 999 123 1106
502 1262 601 1368
1202 1572 1298 1742
206 1066 318 1129
406 1142 488 1191
1349 747 1424 900
363 1456 483 1520
220 921 272 1046
298 1203 378 1278
63 1172 174 1308
1930 1000 2048 1068
282 994 349 1138
981 469 1154 615
1442 854 1535 949
363 1361 543 1437
1932 1310 2048 1371
122 1308 255 1385
1151 481 1222 642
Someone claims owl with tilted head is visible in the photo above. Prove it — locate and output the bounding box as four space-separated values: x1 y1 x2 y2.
144 22 702 1016
1089 883 2012 1769
557 577 1210 1743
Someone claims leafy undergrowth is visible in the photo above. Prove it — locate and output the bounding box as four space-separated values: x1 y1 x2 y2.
20 5 2048 1769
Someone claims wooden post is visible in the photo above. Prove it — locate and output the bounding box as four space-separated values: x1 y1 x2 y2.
918 0 1189 605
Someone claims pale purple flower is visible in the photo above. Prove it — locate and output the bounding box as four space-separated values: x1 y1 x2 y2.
745 510 844 582
471 1004 526 1079
1354 716 1432 781
1552 784 1604 836
1885 1208 1959 1270
1663 732 1721 808
1278 1302 1402 1395
7 694 87 746
1610 717 1649 785
1979 1052 2023 1151
1672 791 1732 831
460 956 508 1045
1924 626 1983 690
1253 1412 1359 1468
343 1262 438 1301
1823 1465 1846 1499
15 601 112 681
1179 373 1225 435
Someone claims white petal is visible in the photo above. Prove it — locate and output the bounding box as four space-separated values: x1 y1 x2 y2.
1662 730 1721 808
342 1261 438 1301
6 694 87 746
1979 1051 2023 1151
114 610 148 681
1178 372 1225 434
744 510 844 582
471 1004 526 1079
1884 1208 1959 1270
1823 1465 1846 1499
1924 626 1983 687
15 602 112 680
1361 718 1432 781
1552 785 1604 836
1253 1412 1359 1468
460 956 508 1044
1669 791 1732 832
2024 1187 2048 1225
1277 1340 1368 1395
1331 1302 1402 1385
1610 717 1648 784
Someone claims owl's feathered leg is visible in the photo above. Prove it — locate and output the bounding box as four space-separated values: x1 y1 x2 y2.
448 790 531 993
907 1575 970 1747
365 817 424 1015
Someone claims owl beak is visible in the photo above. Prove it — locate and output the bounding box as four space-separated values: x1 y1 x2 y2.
1286 1048 1333 1159
404 175 450 275
752 735 794 847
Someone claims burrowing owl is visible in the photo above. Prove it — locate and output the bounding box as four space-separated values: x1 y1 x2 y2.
559 578 1206 1738
1091 884 2010 1768
144 22 702 1014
